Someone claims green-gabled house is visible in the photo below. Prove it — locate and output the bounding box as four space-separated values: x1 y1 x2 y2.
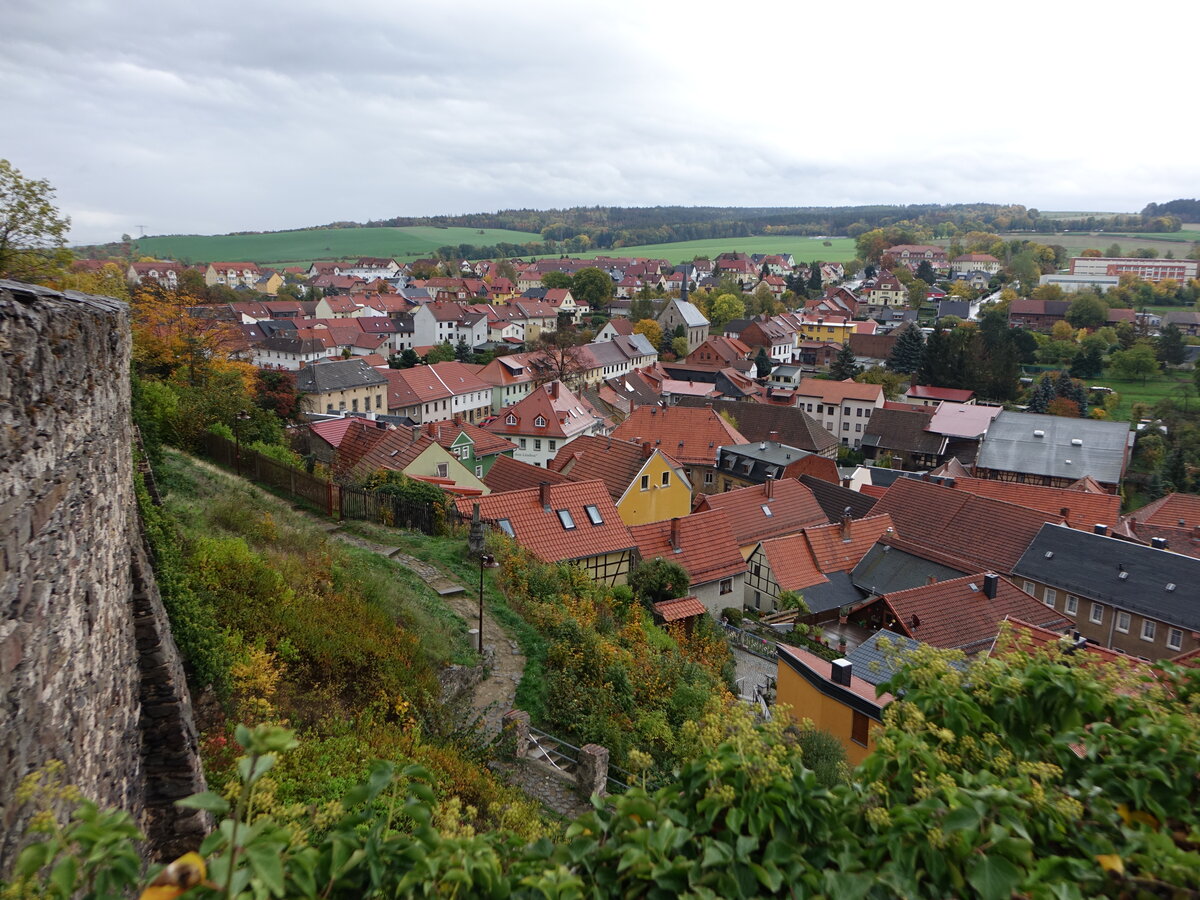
419 417 516 478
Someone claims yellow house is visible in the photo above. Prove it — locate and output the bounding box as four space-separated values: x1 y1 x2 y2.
548 435 692 526
295 359 390 417
775 643 891 767
796 315 855 345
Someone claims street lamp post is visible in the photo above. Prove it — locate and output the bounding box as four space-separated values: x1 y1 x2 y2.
478 553 496 654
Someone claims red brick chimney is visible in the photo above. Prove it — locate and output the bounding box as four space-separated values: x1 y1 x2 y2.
840 514 852 542
764 478 774 499
643 441 653 458
540 481 551 511
670 517 680 550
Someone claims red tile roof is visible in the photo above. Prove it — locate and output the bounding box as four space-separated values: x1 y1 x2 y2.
871 478 1056 574
760 533 828 591
332 420 394 480
907 385 974 403
794 378 884 404
995 618 1152 674
629 509 746 587
879 575 1070 653
654 596 708 621
482 454 571 493
946 477 1121 532
454 480 634 564
342 429 441 483
695 479 828 548
549 435 684 501
484 381 605 440
306 417 355 449
611 405 747 467
803 514 897 573
420 419 515 458
1129 493 1200 529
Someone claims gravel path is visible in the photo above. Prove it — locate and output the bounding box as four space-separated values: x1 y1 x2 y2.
731 647 777 701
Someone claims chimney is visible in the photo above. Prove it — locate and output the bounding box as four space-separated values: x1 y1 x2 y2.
768 430 779 444
549 381 558 398
1059 507 1070 520
764 478 774 499
983 573 999 599
841 514 852 542
539 481 551 511
1151 537 1168 550
670 517 680 550
643 441 652 458
927 574 937 586
1094 523 1109 535
831 658 852 687
411 425 421 441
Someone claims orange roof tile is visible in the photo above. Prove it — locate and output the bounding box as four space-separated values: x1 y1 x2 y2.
760 533 828 591
794 378 884 404
871 478 1056 574
879 575 1069 653
1129 493 1200 529
803 514 897 573
695 479 828 548
454 480 634 564
332 420 391 479
482 455 571 493
654 596 708 621
629 509 746 587
947 477 1121 532
550 435 684 501
611 405 748 467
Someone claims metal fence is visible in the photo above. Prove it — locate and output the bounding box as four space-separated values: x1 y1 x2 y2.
720 622 780 661
200 432 443 535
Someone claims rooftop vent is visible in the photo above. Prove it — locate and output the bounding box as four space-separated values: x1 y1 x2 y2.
1118 571 1129 580
1044 551 1054 559
1071 438 1083 446
1094 523 1109 535
1166 583 1177 592
1033 430 1045 438
1151 537 1168 550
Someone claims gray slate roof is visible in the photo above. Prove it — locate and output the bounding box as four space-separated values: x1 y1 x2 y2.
796 571 864 615
668 299 710 328
845 631 925 685
1012 523 1200 630
295 358 389 393
975 411 1131 485
798 474 878 523
851 541 970 597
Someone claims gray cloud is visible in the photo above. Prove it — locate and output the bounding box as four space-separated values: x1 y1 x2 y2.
3 0 1196 244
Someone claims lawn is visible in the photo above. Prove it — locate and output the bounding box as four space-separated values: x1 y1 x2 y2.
133 225 542 267
991 230 1200 257
546 235 860 264
1089 368 1196 421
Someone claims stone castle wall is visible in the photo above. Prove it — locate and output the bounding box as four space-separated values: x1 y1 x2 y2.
0 280 206 868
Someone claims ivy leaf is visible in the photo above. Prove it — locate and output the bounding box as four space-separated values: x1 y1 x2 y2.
245 843 286 897
967 855 1022 900
49 856 77 897
1095 854 1124 875
14 841 53 879
942 805 980 833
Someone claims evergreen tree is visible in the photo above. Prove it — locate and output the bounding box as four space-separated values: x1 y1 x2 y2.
454 337 472 362
399 348 421 368
1069 346 1105 379
887 324 926 374
829 342 861 380
915 259 936 284
754 348 772 378
1157 323 1186 366
807 262 823 293
916 327 958 388
1027 375 1056 414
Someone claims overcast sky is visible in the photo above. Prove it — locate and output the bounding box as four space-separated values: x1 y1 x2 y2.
4 0 1197 244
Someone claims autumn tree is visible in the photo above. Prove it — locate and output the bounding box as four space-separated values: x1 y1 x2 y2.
1065 293 1108 329
1109 340 1160 383
532 329 587 388
708 293 746 331
541 271 572 289
628 557 690 609
632 318 662 349
0 158 72 283
570 267 614 310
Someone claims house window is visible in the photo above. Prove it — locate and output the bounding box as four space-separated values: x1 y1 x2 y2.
1065 595 1078 615
519 438 527 449
497 518 514 537
842 423 849 431
1141 620 1157 642
1090 603 1104 625
705 471 714 484
761 505 773 517
843 406 850 416
1168 628 1183 651
377 394 383 408
851 711 870 747
534 416 546 427
556 509 575 530
855 423 862 432
505 414 517 425
720 579 732 595
1116 611 1130 633
640 475 650 491
585 505 603 525
1043 589 1056 608
475 465 483 477
549 440 556 451
1022 581 1035 594
534 439 542 451
661 471 670 487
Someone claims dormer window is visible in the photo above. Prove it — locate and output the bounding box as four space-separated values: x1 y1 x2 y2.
505 413 517 425
534 415 546 428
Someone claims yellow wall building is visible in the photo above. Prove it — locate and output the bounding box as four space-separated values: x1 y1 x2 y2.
775 644 891 767
613 452 693 526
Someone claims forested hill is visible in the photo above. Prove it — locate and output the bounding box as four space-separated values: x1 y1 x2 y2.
339 201 1181 248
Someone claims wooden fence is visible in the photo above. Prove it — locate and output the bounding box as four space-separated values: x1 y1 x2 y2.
199 433 443 535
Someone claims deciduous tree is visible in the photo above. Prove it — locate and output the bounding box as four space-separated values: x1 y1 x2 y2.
0 158 72 283
632 318 662 349
570 267 613 309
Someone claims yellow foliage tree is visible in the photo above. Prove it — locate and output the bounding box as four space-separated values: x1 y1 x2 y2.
632 318 662 348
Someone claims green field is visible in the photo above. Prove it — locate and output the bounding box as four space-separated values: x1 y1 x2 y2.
993 230 1200 258
132 226 543 266
549 235 860 264
1089 368 1195 421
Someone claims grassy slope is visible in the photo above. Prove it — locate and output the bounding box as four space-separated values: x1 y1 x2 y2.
1090 368 1196 421
134 225 542 267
